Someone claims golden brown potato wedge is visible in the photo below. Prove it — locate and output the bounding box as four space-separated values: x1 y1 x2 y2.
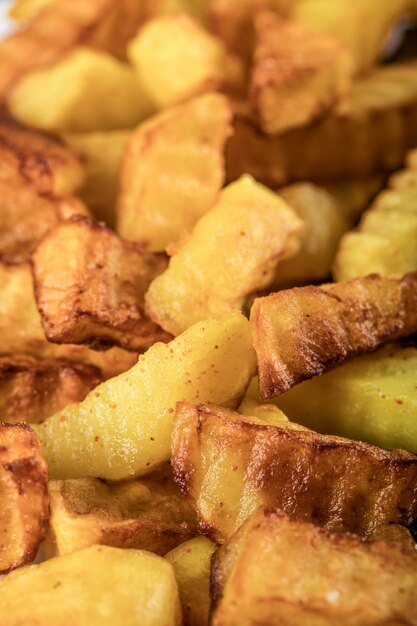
0 181 89 264
272 183 350 288
251 272 417 399
0 423 49 574
250 13 353 134
0 544 182 626
0 262 138 379
172 403 417 542
145 175 303 335
117 92 232 252
32 216 171 351
0 355 102 425
211 508 417 626
227 61 417 187
0 115 84 196
63 130 131 227
166 536 216 626
45 472 197 557
36 312 256 480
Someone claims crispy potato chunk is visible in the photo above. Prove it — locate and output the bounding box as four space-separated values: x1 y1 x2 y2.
0 423 49 574
0 355 102 425
0 116 84 197
227 61 417 187
146 176 303 335
272 183 350 288
128 14 232 110
7 47 153 133
36 312 256 480
172 402 417 541
211 508 417 626
293 0 410 74
32 216 170 351
251 272 417 399
63 130 130 227
45 472 197 557
0 262 138 379
334 164 417 281
250 13 353 134
276 344 417 454
0 545 182 626
166 536 217 626
0 182 89 264
117 93 232 252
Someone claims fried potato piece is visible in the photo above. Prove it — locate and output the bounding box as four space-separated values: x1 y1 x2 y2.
275 344 417 454
251 272 417 399
0 262 138 379
293 0 410 74
334 163 417 281
63 130 130 227
0 423 49 574
0 355 102 425
250 13 353 134
227 61 417 187
32 216 170 352
0 182 89 264
36 312 256 480
172 402 417 542
271 183 349 288
0 116 84 197
146 176 303 335
45 473 198 557
117 93 232 252
128 14 236 110
0 545 182 626
8 47 153 133
211 508 417 626
166 536 217 626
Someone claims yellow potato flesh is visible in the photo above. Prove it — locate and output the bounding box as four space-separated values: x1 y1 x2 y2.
36 312 256 480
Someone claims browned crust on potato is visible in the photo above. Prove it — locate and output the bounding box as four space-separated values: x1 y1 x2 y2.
0 354 102 424
0 423 49 573
32 215 172 351
172 402 417 543
251 272 417 399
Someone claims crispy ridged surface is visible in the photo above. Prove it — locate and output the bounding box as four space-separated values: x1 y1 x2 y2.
172 403 417 542
251 272 417 399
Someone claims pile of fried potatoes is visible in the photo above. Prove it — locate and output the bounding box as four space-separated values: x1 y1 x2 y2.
1 0 417 624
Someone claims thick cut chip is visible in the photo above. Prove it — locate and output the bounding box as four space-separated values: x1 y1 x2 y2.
276 344 417 454
63 130 130 227
0 545 182 626
166 536 216 626
227 61 417 187
293 0 410 74
0 355 102 425
0 262 138 379
146 176 303 335
172 403 417 542
32 216 170 352
250 13 353 134
0 423 49 574
0 181 89 264
45 472 197 557
7 47 153 133
251 272 417 399
211 508 417 626
36 312 256 480
334 162 417 281
0 116 84 196
128 14 235 110
117 92 232 252
272 183 349 288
